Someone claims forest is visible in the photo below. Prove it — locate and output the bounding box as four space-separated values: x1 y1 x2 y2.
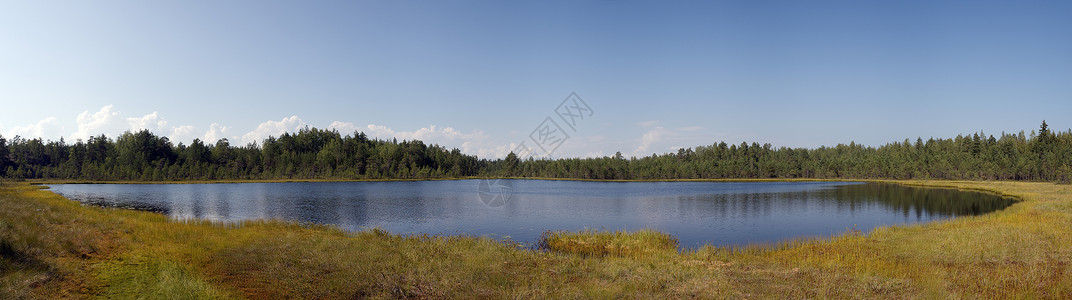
0 121 1070 183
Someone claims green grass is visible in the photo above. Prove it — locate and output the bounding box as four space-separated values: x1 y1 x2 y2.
1 180 1071 298
95 254 230 299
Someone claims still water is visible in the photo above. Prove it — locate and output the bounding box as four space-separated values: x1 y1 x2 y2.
47 180 1014 248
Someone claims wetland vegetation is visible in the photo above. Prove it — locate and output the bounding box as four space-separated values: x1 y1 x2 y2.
2 180 1071 298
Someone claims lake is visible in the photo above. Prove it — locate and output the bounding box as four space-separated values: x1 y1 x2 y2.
46 180 1015 248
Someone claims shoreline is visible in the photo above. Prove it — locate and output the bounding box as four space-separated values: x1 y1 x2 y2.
3 179 1064 297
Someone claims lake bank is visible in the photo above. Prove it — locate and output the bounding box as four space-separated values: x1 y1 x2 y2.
2 180 1070 298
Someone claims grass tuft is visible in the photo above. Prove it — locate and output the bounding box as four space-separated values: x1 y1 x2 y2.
96 254 232 299
538 229 679 257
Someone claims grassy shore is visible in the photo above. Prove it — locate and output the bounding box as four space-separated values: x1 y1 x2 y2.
2 180 1070 298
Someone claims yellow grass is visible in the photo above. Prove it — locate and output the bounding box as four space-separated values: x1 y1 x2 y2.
539 229 679 258
1 180 1070 298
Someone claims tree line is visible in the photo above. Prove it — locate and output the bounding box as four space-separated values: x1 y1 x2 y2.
497 121 1072 183
0 127 481 181
1 122 1069 183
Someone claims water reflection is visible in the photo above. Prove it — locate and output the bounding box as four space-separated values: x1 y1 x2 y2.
817 183 1013 218
47 181 1014 248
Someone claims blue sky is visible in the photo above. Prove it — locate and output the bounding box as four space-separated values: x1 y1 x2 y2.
2 1 1070 158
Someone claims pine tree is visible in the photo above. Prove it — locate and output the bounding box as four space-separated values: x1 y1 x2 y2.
504 152 520 177
0 134 9 175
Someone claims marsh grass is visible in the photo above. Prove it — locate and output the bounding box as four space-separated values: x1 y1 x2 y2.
2 180 1071 298
538 229 679 257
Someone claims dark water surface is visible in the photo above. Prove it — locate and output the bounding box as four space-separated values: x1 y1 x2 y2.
47 180 1014 248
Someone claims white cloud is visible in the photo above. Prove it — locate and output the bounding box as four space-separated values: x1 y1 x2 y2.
329 121 508 157
326 121 360 135
633 126 667 156
203 123 232 144
71 105 124 140
240 115 307 145
555 135 619 159
626 124 730 157
585 150 607 158
362 124 476 141
169 125 196 145
468 142 517 159
628 121 714 157
5 117 63 140
328 122 483 143
127 111 168 133
61 106 210 145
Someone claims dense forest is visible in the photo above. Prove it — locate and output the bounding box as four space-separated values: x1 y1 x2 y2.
0 122 1070 183
0 128 481 181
